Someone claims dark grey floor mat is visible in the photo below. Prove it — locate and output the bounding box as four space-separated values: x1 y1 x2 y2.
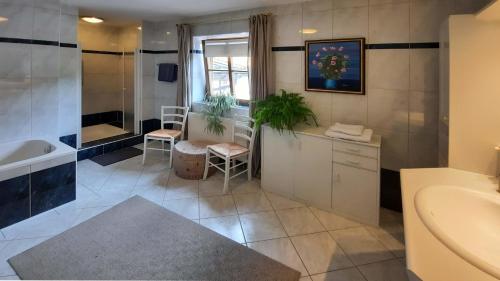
8 196 301 280
90 147 143 166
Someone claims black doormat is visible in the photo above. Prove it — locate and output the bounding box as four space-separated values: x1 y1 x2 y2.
90 147 143 166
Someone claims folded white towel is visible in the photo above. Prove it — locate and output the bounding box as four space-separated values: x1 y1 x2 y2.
325 129 373 143
329 123 364 136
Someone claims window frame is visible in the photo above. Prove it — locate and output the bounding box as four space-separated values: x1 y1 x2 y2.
202 38 250 106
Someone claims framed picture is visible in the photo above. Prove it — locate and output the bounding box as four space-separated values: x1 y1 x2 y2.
305 38 365 95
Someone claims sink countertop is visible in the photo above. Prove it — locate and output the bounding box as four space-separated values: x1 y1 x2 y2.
401 167 500 281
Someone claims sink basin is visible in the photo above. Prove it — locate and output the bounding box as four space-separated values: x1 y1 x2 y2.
415 185 500 279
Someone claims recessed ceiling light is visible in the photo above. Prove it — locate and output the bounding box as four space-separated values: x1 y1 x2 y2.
137 26 142 31
81 17 103 24
0 16 8 22
300 28 318 34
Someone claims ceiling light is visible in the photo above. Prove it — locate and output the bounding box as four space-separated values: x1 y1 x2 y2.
300 28 318 34
81 17 103 24
0 16 8 23
137 26 142 31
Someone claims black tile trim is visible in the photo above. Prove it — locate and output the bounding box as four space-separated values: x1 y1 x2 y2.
82 50 124 56
0 37 77 48
59 134 77 149
141 49 178 54
272 42 440 52
78 135 143 161
60 42 78 48
272 46 305 52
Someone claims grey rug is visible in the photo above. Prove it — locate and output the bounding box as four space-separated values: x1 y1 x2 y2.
91 147 143 166
8 196 301 280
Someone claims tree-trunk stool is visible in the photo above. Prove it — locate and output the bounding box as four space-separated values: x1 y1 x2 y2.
172 140 217 180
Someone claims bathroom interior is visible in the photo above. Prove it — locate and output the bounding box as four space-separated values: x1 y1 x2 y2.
0 0 500 280
79 17 141 147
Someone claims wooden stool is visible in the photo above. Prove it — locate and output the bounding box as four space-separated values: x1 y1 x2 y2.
173 140 217 180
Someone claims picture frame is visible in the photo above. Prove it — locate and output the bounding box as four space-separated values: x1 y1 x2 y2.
305 38 365 95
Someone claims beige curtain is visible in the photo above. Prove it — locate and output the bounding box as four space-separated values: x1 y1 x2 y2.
249 14 274 176
176 24 192 108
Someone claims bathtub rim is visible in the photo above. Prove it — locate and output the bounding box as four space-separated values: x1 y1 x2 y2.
0 138 76 175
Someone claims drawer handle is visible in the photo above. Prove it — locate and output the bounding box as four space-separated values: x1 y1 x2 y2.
346 148 361 153
346 160 360 166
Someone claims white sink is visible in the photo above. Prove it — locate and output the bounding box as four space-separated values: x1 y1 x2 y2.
415 185 500 279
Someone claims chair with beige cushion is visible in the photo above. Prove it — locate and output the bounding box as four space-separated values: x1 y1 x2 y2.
142 106 189 167
203 116 257 193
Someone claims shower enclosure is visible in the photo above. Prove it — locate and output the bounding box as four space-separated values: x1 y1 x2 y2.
79 21 141 147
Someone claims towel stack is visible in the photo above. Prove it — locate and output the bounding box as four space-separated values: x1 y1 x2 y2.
324 123 373 143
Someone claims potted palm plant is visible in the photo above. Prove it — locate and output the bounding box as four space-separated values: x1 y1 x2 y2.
202 95 237 135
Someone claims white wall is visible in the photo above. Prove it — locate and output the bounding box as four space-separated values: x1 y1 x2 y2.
447 15 500 176
0 0 79 143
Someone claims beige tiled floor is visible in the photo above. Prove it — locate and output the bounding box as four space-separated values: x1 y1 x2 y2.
0 148 408 280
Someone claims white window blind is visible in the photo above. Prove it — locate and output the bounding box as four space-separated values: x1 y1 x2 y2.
204 38 248 57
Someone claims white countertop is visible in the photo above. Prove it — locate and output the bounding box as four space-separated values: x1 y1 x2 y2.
401 167 499 281
264 124 382 148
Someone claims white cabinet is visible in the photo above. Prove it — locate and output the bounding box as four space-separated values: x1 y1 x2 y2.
332 163 379 225
261 126 295 196
293 134 333 209
261 125 381 225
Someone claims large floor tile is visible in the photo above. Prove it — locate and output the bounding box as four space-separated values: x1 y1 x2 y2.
239 211 287 242
233 192 273 214
291 232 353 275
276 207 325 236
199 195 237 219
200 215 245 243
164 174 199 200
1 210 73 240
163 198 200 220
0 237 48 276
366 225 405 258
72 206 112 226
135 169 169 188
299 277 313 281
0 275 19 280
248 238 309 277
309 207 360 231
310 267 366 281
130 184 167 206
230 177 261 194
199 173 226 197
265 192 305 210
358 259 409 281
330 227 394 265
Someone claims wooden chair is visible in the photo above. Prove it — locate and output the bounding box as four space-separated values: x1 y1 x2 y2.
203 116 257 194
142 106 189 167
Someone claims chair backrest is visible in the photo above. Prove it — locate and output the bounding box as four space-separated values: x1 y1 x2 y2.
161 106 189 139
232 115 257 154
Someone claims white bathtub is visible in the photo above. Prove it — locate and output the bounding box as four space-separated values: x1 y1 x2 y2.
0 139 76 182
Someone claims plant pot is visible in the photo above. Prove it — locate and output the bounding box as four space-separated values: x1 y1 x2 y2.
325 79 337 89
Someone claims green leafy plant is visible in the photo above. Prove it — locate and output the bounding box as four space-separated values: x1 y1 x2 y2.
202 95 237 135
253 90 318 134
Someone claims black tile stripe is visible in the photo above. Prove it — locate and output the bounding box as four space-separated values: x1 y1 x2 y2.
272 42 440 52
0 37 76 48
82 50 124 56
141 49 178 54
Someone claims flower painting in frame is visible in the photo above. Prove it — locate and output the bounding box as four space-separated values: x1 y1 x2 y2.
305 38 365 95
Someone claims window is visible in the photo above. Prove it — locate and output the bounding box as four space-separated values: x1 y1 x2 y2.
203 38 250 104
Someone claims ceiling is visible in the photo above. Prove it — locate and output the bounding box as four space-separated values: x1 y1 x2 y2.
66 0 307 22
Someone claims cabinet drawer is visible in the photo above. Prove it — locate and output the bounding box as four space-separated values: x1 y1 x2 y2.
333 141 378 159
333 151 378 171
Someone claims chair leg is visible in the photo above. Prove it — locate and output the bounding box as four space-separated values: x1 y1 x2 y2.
247 159 252 181
142 135 148 165
203 150 210 180
169 138 174 168
223 156 230 194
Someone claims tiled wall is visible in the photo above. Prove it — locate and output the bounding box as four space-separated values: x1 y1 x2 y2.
178 0 488 172
135 0 489 171
0 0 79 144
141 21 179 121
78 23 139 115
